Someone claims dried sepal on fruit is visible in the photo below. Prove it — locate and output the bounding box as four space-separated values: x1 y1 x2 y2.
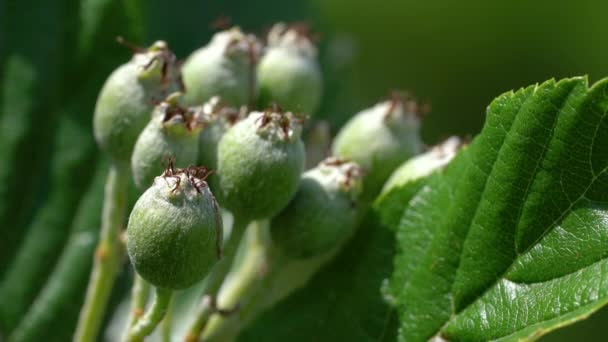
182 27 261 107
94 39 182 164
216 108 305 220
257 22 322 116
271 157 363 258
131 92 202 191
127 164 222 290
332 92 424 198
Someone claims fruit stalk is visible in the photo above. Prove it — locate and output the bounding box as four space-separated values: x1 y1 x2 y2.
201 220 273 341
74 165 128 342
122 274 151 339
184 216 250 340
126 287 173 341
160 299 174 342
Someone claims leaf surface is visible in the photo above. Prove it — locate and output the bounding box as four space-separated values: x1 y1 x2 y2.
382 77 608 341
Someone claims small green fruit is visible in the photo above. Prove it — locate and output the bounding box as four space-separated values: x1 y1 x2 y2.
217 110 305 220
131 93 202 191
127 167 222 290
181 27 261 107
94 41 182 164
257 23 322 116
271 157 363 258
195 96 243 170
382 136 462 194
332 95 423 198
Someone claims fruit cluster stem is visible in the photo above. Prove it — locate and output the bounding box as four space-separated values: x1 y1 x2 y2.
199 223 349 341
121 274 151 340
201 220 273 341
74 165 128 342
127 287 173 341
185 216 250 340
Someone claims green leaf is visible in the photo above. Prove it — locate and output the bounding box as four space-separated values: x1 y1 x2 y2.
0 0 78 272
383 77 608 341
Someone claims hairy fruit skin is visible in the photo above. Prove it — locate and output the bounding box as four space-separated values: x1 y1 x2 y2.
196 97 242 171
182 28 261 107
332 99 423 198
131 95 202 191
94 42 182 164
382 136 462 194
217 111 305 220
257 23 322 116
271 158 362 258
127 171 222 290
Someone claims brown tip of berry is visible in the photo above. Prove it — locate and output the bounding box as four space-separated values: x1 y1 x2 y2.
383 90 429 121
289 21 320 43
162 158 215 194
116 36 144 53
162 101 202 132
210 14 232 30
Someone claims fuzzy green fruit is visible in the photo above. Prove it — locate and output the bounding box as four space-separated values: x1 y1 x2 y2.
332 96 423 198
194 97 243 194
182 27 261 107
217 110 305 220
131 93 202 191
382 136 462 194
271 158 363 258
94 41 182 164
257 23 322 116
127 167 222 290
195 96 243 170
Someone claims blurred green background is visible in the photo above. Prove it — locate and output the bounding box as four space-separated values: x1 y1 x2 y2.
2 0 608 340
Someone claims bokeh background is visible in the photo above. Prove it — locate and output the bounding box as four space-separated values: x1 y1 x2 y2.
2 0 608 340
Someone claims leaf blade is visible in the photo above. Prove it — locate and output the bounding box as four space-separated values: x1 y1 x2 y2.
385 77 608 341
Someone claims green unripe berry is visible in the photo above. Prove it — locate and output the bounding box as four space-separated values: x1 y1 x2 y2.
257 23 322 116
271 157 363 258
127 168 222 290
217 110 305 220
182 27 261 107
382 136 462 194
131 93 202 191
195 96 243 170
376 137 462 237
332 95 423 198
94 41 182 164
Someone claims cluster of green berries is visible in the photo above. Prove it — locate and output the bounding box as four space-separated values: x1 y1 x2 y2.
92 22 428 339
